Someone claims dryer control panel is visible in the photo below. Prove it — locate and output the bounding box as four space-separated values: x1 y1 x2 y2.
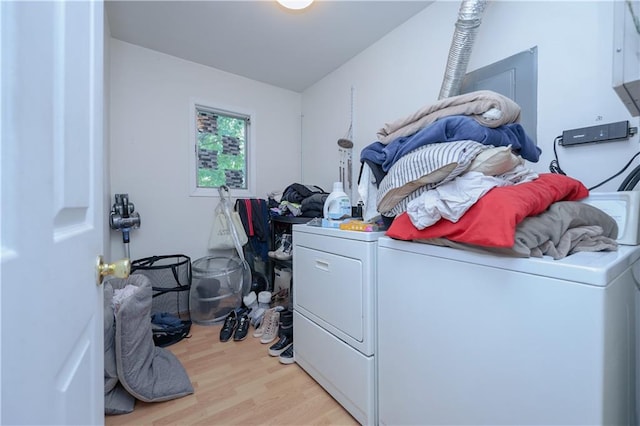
582 191 640 245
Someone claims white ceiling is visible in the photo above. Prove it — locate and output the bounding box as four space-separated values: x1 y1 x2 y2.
105 0 433 92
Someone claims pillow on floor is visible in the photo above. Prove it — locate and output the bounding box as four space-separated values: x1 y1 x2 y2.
386 173 589 247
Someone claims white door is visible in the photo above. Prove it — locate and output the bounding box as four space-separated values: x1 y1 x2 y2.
1 1 105 424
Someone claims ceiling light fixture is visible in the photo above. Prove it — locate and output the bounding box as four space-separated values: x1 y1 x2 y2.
276 0 314 10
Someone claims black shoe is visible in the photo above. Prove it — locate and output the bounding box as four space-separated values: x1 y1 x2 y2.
268 333 293 356
279 345 295 365
233 312 251 341
219 310 238 342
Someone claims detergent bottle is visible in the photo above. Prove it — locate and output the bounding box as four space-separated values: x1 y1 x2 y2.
323 182 351 220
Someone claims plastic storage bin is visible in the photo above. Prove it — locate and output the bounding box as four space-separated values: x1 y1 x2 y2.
189 256 243 325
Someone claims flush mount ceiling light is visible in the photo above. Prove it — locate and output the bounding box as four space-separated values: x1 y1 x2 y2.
276 0 314 10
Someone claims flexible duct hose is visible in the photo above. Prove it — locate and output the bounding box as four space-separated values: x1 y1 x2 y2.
439 0 488 100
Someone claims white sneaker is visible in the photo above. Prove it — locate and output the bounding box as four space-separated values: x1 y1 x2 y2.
258 291 272 307
259 310 280 344
274 245 292 261
249 290 273 327
253 307 274 338
268 234 293 261
243 291 258 311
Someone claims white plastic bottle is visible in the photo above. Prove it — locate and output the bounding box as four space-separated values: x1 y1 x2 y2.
323 182 351 220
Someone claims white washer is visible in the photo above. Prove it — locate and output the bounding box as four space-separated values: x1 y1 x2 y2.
377 236 640 425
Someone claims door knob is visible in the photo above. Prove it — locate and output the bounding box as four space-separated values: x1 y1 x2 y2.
96 255 131 285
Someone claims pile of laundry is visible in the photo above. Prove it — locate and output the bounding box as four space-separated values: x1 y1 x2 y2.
358 90 618 259
359 90 541 222
268 183 328 218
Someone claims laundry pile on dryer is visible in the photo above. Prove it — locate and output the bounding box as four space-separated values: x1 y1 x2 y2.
359 90 618 259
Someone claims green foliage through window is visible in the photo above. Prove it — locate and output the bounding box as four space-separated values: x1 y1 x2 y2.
195 106 248 190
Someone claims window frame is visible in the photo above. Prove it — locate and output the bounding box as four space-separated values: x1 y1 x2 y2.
189 98 256 198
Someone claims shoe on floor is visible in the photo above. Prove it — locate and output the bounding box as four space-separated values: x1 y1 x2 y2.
219 310 238 342
259 310 280 344
279 345 295 365
249 290 273 327
268 334 292 357
253 307 275 338
233 312 251 341
254 306 285 338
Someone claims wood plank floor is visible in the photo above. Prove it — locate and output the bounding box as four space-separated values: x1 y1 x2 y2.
105 323 359 425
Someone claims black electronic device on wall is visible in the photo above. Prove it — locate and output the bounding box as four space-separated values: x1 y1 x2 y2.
559 121 636 147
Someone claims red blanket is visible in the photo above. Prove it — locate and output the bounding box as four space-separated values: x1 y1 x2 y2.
386 173 589 248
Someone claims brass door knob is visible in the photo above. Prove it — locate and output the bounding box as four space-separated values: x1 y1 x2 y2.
96 255 131 285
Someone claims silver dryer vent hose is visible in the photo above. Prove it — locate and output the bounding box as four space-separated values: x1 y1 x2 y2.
439 0 488 100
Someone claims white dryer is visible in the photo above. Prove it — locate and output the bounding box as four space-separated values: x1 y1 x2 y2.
377 236 640 425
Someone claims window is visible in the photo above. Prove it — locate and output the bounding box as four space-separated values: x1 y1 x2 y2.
190 101 254 197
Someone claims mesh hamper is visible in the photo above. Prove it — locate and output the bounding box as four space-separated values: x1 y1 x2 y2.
189 256 244 324
130 254 192 347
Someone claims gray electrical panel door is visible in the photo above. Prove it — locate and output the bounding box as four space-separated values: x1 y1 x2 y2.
461 46 538 144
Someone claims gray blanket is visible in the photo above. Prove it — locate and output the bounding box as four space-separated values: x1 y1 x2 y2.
104 281 136 415
105 274 194 414
416 201 618 259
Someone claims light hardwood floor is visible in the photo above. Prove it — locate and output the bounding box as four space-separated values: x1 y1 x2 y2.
105 323 359 425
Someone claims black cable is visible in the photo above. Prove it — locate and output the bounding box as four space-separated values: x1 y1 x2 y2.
617 164 640 190
625 171 640 190
548 136 566 175
589 150 640 191
619 164 640 191
549 134 640 191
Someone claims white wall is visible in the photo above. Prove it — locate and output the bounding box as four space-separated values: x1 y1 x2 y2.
302 1 640 202
109 1 640 261
109 40 302 262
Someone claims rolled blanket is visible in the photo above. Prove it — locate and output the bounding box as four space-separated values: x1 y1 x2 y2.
112 274 194 403
377 90 521 144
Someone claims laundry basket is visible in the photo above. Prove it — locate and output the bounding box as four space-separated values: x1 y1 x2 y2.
130 254 192 347
189 256 244 325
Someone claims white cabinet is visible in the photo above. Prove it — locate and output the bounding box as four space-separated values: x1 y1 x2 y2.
292 225 384 425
